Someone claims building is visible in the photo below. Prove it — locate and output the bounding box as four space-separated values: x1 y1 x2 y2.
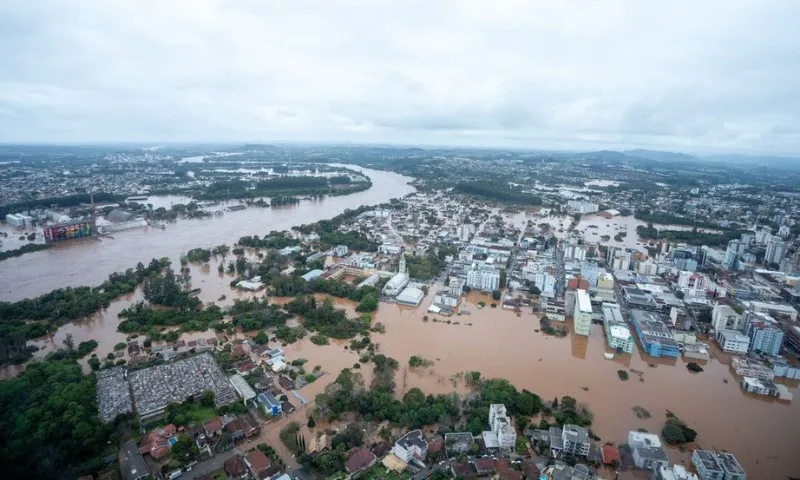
692 450 746 480
225 455 249 479
121 439 150 480
740 376 779 396
572 289 592 336
489 404 517 449
6 213 33 227
712 304 742 332
724 240 739 270
597 271 614 290
715 329 750 354
630 310 680 358
677 271 707 296
383 255 409 296
765 238 787 265
332 245 349 257
392 430 428 463
396 286 425 306
742 300 797 322
444 432 475 453
602 303 634 354
229 374 257 405
257 392 282 416
560 424 590 457
655 464 699 480
466 267 501 291
567 200 599 214
743 311 784 355
244 449 273 480
345 448 377 475
628 431 669 471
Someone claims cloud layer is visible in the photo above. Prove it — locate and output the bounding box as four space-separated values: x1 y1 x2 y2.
1 0 798 153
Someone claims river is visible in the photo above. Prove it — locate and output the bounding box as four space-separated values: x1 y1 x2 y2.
0 166 415 302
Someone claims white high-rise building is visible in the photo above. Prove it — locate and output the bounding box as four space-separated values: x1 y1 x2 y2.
573 290 592 336
724 240 739 270
765 238 787 265
712 304 742 332
488 404 517 449
466 267 501 291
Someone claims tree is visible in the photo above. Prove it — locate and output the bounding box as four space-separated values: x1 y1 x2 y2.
253 331 269 345
200 390 215 408
63 333 75 351
171 436 198 460
661 423 686 445
529 285 541 295
492 290 501 301
307 417 316 429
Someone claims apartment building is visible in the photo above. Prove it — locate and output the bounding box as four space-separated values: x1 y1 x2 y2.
743 311 784 355
573 289 592 336
602 303 634 354
715 329 750 354
488 404 516 449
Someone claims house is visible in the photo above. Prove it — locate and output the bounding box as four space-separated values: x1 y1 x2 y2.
257 392 283 416
392 429 428 463
345 448 378 474
225 455 249 480
138 431 170 460
121 440 150 480
225 415 260 441
602 444 621 466
244 450 272 480
628 431 670 471
204 417 223 437
278 375 295 390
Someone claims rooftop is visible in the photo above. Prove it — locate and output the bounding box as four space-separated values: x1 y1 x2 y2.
396 429 428 451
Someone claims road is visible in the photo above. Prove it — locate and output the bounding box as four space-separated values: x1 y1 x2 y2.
182 449 239 479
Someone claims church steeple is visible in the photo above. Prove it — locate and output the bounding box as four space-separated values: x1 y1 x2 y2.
398 254 407 275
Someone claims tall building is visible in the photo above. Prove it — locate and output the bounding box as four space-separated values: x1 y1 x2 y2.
382 255 409 296
466 267 501 291
391 430 428 463
560 424 591 456
765 238 788 265
691 450 746 480
743 311 784 355
573 289 592 336
580 262 599 287
488 404 516 449
602 303 634 353
724 240 739 270
712 304 742 332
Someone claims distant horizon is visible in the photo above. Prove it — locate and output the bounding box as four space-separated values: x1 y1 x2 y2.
0 139 798 159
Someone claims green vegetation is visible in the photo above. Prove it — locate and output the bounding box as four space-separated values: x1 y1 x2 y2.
275 325 306 344
186 247 212 262
404 246 457 279
632 405 651 419
0 191 120 218
228 297 291 331
540 315 568 337
617 370 629 381
287 296 369 339
634 209 719 229
165 395 220 425
636 224 743 247
114 342 127 350
238 233 300 249
408 355 434 368
0 359 118 479
0 243 53 262
0 257 169 365
118 302 224 337
310 334 330 345
356 292 379 312
454 181 542 205
661 411 697 445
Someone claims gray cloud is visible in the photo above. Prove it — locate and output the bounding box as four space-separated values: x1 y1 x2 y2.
0 0 798 154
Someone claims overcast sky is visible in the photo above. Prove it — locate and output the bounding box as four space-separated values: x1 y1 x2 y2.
1 1 798 154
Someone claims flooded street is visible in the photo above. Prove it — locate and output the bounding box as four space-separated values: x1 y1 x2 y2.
0 166 415 302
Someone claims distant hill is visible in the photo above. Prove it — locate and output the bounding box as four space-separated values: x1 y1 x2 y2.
625 149 697 162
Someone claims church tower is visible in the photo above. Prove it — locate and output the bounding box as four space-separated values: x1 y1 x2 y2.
398 254 407 275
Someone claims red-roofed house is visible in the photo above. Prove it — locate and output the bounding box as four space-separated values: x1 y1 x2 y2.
225 455 248 479
345 448 377 475
602 444 621 466
204 417 223 437
244 450 272 480
138 431 170 460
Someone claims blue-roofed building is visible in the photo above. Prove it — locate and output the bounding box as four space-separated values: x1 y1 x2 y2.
630 309 680 358
257 392 283 417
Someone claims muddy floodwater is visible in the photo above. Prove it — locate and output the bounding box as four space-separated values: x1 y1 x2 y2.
19 256 800 478
0 166 415 302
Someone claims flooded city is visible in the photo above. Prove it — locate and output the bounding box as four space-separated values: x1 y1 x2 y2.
9 249 800 478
